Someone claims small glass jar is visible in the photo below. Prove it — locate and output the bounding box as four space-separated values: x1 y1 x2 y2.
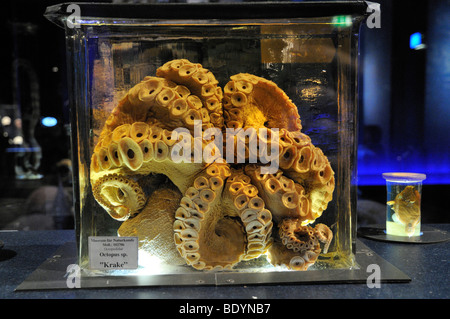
382 173 426 237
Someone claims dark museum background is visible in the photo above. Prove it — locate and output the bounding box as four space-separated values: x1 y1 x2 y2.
0 0 448 230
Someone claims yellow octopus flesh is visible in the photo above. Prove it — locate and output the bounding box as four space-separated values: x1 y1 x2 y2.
90 59 335 271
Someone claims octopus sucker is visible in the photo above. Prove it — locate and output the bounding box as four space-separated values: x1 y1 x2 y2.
92 173 147 221
175 162 242 270
174 164 272 270
223 73 302 132
118 137 144 171
91 122 209 194
267 219 332 270
223 169 273 260
90 59 336 271
277 143 335 222
156 59 224 128
245 165 315 225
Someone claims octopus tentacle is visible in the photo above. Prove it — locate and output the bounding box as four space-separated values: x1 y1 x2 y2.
156 59 224 128
283 145 335 223
174 163 272 270
244 143 335 225
267 218 332 271
174 162 238 270
278 219 319 253
91 59 336 272
102 77 171 135
223 169 273 261
223 74 333 218
91 120 210 195
223 73 301 132
92 173 147 221
245 165 311 225
267 240 320 271
103 75 217 137
314 223 333 254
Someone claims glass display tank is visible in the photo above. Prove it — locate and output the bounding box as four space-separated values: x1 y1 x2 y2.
45 1 370 283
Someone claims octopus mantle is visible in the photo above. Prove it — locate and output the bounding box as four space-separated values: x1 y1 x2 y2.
90 59 335 271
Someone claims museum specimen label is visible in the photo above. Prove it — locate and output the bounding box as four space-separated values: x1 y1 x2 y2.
88 236 138 270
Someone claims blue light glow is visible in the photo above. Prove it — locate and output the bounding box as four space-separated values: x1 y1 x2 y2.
357 160 450 186
41 117 58 127
410 32 423 49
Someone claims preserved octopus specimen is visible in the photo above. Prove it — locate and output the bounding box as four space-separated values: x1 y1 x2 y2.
90 59 335 271
387 185 421 237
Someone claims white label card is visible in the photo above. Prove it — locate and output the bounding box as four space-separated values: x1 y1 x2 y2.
88 236 138 270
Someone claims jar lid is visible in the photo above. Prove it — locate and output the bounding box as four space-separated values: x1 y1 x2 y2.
382 172 427 183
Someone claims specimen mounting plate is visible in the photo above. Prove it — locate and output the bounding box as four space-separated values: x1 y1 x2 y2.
15 239 410 291
358 224 450 244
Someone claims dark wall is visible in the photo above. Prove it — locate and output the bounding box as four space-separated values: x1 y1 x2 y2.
358 0 450 185
0 0 448 183
0 0 69 177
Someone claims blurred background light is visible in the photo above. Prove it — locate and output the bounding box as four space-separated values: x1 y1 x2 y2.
410 32 426 50
1 116 12 126
41 116 58 127
332 15 352 27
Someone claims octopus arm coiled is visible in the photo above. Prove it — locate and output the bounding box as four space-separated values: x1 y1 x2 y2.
223 169 273 261
222 72 335 225
91 121 210 195
268 219 333 271
174 163 273 270
92 173 147 221
283 144 335 223
100 74 218 141
90 59 337 272
246 163 335 226
156 59 224 128
245 165 310 224
102 77 174 136
174 162 237 270
223 73 302 132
